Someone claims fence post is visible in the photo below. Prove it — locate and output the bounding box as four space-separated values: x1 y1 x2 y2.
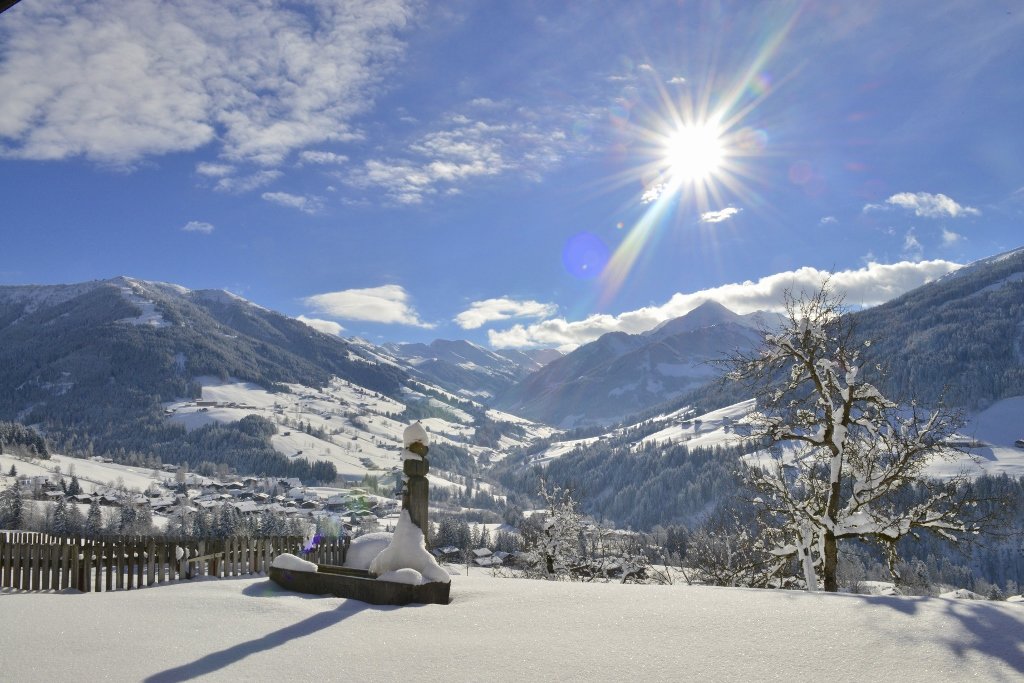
0 539 8 588
94 540 103 592
70 541 80 591
41 542 52 591
79 540 90 593
30 541 40 591
147 538 156 587
135 538 144 587
105 539 113 591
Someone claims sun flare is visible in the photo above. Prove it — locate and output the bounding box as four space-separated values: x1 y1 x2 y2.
663 124 724 182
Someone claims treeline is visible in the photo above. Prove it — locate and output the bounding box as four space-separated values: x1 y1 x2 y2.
146 416 337 484
0 421 49 458
495 439 754 530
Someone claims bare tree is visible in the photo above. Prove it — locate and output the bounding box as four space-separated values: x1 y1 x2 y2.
725 283 980 592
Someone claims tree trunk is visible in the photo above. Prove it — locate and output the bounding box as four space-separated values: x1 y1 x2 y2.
823 530 838 592
799 525 818 592
824 479 841 592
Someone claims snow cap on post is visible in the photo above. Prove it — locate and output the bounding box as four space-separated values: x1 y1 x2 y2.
403 421 430 458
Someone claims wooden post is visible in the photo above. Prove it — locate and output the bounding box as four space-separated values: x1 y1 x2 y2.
30 541 40 590
147 539 156 587
400 423 432 541
95 541 103 593
1 539 9 588
135 539 144 587
105 541 113 591
116 540 125 591
70 541 80 591
41 542 51 591
126 540 135 590
79 541 90 593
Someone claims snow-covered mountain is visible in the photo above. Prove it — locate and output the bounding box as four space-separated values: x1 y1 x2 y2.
383 338 561 401
0 277 551 483
493 301 767 428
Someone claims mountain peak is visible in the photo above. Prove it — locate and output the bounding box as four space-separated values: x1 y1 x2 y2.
647 300 741 339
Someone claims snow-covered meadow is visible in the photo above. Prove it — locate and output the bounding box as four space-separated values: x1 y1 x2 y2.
1 572 1022 681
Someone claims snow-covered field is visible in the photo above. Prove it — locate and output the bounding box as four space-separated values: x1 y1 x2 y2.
530 395 1024 480
164 376 545 480
0 452 165 493
1 572 1021 681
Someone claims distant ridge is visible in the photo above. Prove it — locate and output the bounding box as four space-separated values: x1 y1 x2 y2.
493 302 765 427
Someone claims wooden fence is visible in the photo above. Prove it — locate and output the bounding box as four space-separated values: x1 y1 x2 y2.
0 531 349 593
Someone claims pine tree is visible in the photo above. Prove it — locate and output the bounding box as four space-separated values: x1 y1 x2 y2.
85 499 103 537
0 484 25 529
50 497 70 536
67 502 84 537
67 475 83 496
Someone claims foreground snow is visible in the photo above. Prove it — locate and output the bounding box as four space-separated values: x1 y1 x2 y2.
2 573 1022 681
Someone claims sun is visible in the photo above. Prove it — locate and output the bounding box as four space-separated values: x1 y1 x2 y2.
663 123 724 183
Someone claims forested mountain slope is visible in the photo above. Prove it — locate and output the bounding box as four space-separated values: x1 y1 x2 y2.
856 246 1024 408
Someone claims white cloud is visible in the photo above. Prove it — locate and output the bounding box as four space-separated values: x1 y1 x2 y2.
295 315 344 337
941 228 963 246
865 192 980 218
903 229 924 260
454 298 557 330
700 207 742 224
304 285 433 328
195 162 234 177
820 216 838 225
487 260 961 351
347 105 592 204
667 76 687 85
299 151 349 165
0 1 412 166
261 191 322 214
214 170 282 193
181 220 214 234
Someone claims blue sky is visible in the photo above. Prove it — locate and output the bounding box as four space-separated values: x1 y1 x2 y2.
1 1 1022 350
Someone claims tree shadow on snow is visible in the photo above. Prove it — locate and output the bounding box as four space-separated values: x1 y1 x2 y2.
145 582 396 682
853 593 1024 673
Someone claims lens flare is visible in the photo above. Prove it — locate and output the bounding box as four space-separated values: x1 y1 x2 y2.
593 8 802 306
563 232 610 280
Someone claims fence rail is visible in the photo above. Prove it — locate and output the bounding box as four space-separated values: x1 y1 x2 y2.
0 531 349 593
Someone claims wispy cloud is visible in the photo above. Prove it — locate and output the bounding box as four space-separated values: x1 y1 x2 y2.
304 285 433 328
195 163 234 178
296 315 344 337
865 192 980 218
299 151 349 165
214 171 282 193
700 207 742 224
454 298 557 330
347 105 592 204
488 260 961 350
181 220 214 234
820 216 838 225
262 192 322 214
941 228 963 246
902 229 924 260
0 1 413 166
